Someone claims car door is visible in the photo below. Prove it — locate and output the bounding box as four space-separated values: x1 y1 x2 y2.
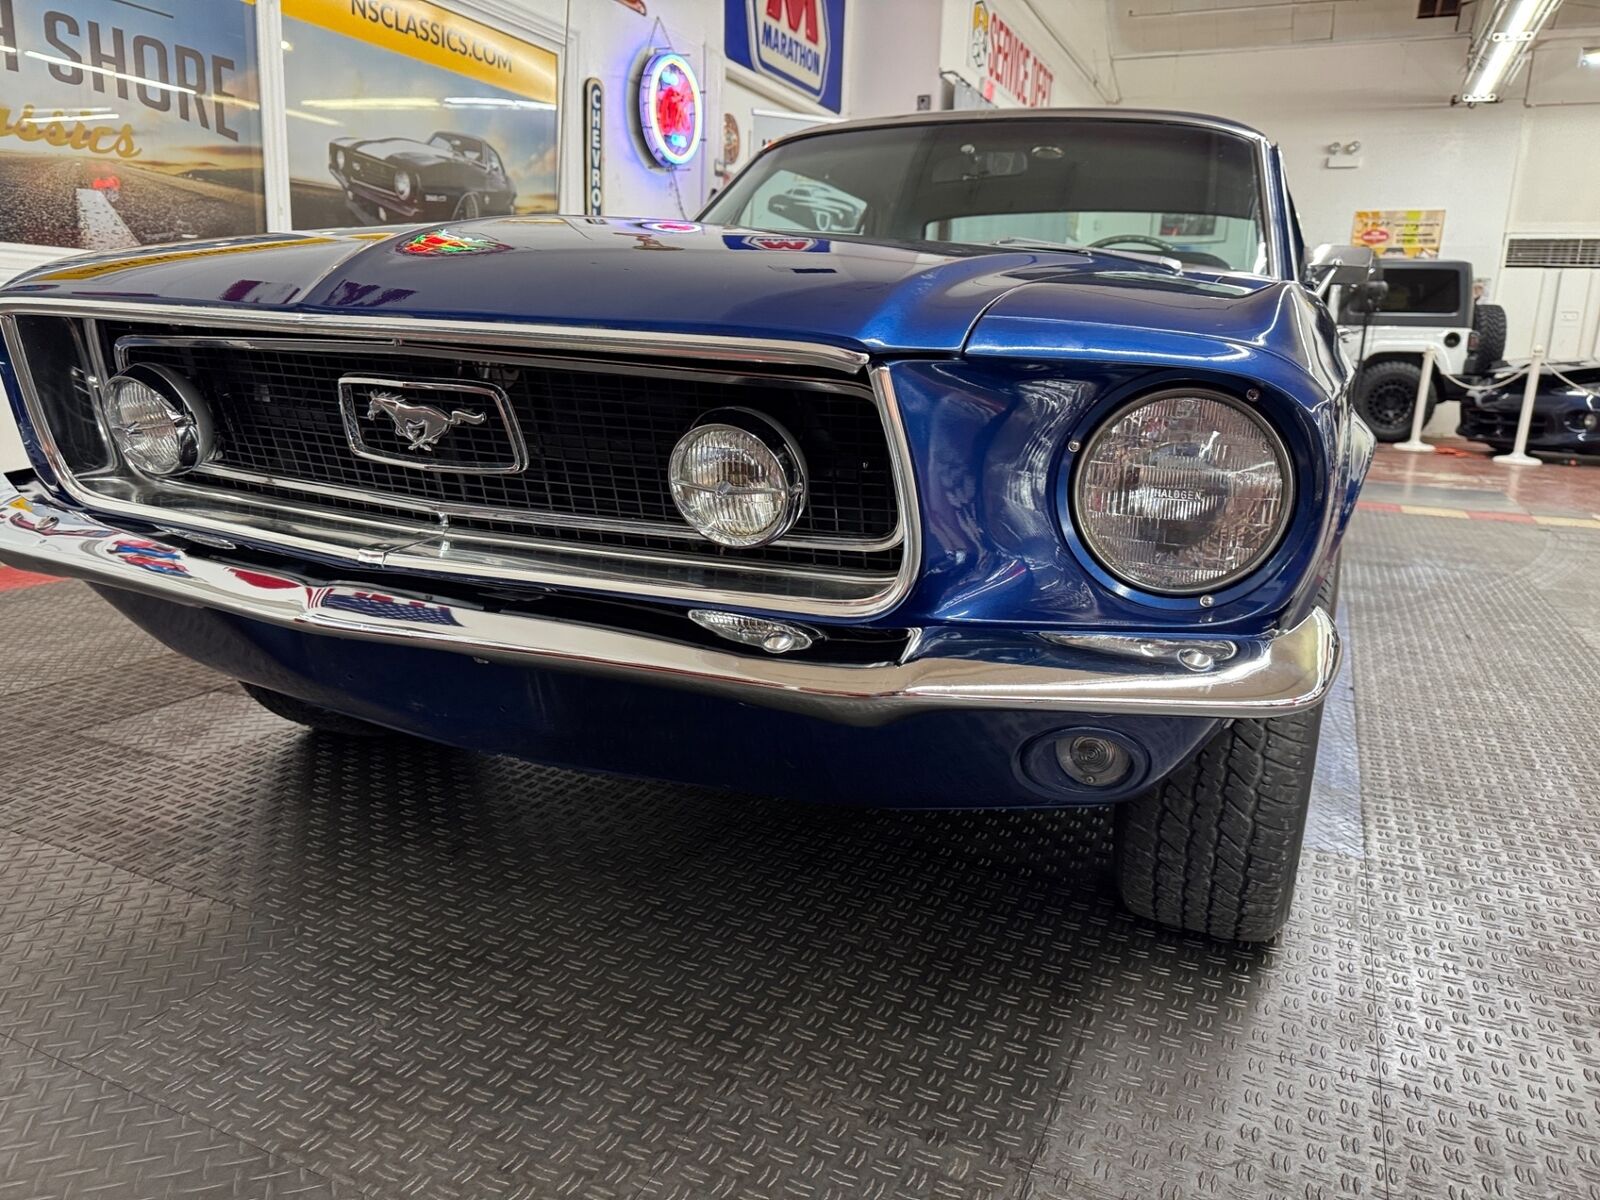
481 144 514 211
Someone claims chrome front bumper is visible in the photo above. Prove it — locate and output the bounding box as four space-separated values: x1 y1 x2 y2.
0 481 1340 727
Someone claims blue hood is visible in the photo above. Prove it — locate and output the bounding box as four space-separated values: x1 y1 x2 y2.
6 216 1287 357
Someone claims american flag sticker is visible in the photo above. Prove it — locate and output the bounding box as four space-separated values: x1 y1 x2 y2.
313 588 462 628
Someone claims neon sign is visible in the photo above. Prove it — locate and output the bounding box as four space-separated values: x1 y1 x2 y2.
638 50 701 168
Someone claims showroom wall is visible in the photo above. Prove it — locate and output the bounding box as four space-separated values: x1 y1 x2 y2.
1116 30 1600 362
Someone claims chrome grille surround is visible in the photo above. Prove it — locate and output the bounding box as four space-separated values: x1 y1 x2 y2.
0 300 920 619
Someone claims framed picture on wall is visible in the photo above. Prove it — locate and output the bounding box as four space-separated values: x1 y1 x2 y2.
280 0 559 230
0 0 265 252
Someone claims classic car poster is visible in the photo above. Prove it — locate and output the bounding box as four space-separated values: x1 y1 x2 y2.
0 0 265 250
281 0 559 229
1351 209 1446 258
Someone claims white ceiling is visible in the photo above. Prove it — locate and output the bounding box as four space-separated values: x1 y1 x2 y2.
1021 0 1600 106
1108 0 1467 58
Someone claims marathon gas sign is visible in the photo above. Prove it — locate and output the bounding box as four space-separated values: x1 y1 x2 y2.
726 0 844 113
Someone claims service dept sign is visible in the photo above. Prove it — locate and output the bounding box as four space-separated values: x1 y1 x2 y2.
969 1 1054 108
725 0 844 113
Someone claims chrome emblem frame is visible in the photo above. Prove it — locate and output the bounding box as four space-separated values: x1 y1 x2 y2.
337 374 528 474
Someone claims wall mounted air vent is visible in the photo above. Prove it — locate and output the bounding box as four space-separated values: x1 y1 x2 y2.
1505 238 1600 268
1417 0 1461 17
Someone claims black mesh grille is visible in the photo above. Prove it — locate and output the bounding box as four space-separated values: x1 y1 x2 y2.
105 326 900 573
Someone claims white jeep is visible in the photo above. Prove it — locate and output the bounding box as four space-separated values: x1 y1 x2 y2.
1335 259 1506 441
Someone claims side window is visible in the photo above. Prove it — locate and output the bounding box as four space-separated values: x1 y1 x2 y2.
735 170 866 235
1338 268 1461 319
486 147 505 175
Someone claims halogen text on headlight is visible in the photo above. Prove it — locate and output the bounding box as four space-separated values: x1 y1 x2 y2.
669 409 807 548
103 363 216 479
1071 389 1292 595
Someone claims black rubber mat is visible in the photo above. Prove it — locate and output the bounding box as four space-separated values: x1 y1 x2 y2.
1 509 1597 1199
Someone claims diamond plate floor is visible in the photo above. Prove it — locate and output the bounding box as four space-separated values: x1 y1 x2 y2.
2 509 1598 1200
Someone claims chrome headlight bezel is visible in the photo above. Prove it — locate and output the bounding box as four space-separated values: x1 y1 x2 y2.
101 362 216 479
1068 386 1295 598
668 407 808 548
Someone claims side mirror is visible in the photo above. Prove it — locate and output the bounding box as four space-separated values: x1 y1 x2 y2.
1342 279 1389 316
1306 243 1381 298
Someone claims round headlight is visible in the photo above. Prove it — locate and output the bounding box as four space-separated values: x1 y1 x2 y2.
103 364 215 478
334 147 347 171
669 409 806 548
394 170 415 200
1071 389 1292 595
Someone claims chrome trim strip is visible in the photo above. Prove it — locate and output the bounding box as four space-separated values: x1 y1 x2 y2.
187 463 906 554
139 474 893 587
0 481 1339 727
110 329 904 552
1 311 918 618
2 297 871 374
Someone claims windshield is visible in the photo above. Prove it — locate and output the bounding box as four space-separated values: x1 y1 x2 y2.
701 118 1272 275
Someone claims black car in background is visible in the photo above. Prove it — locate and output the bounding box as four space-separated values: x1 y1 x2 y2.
329 131 516 224
1459 363 1600 454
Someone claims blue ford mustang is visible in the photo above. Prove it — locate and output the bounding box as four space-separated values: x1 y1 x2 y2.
0 111 1373 941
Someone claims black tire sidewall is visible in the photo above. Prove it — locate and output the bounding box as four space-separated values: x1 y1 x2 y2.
1472 303 1508 369
1355 360 1433 441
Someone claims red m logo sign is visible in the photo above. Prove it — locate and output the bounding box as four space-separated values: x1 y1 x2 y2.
765 0 820 41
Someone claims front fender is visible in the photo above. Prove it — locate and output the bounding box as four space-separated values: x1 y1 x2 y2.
894 278 1362 635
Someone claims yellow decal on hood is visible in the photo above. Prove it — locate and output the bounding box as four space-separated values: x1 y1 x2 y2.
35 237 341 282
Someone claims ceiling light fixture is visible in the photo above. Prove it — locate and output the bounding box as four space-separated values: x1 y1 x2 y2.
1581 46 1600 66
1458 0 1563 104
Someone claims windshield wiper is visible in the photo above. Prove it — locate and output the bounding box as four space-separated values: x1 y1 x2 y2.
985 237 1184 273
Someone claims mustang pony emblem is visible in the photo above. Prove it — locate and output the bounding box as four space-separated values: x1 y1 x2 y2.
366 392 485 452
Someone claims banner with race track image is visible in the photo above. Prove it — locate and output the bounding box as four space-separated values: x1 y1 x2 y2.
0 0 265 250
282 0 559 230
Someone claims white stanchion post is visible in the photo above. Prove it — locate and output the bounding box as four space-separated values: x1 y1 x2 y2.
1494 345 1544 468
1396 345 1437 453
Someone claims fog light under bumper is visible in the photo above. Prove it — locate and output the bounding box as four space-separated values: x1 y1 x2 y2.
1056 735 1132 788
103 364 215 478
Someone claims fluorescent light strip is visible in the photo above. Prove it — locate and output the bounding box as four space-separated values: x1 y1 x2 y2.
17 112 121 123
442 96 556 111
23 48 196 96
288 108 340 126
302 97 441 111
1461 0 1561 102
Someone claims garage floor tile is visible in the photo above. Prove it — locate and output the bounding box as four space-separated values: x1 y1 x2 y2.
3 456 1599 1198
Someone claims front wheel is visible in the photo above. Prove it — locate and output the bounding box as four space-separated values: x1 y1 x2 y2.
1113 577 1336 942
1354 359 1435 442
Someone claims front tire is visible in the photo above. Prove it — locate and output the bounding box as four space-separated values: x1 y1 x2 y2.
241 683 393 738
1113 576 1336 942
1354 359 1435 442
